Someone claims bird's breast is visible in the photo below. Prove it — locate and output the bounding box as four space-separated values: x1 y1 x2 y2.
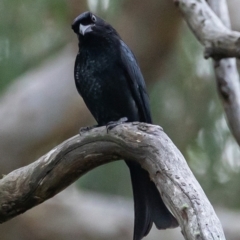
74 50 139 125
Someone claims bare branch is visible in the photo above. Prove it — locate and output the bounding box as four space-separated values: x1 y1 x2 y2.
174 0 240 146
207 0 230 28
174 0 240 59
0 123 225 240
207 0 240 146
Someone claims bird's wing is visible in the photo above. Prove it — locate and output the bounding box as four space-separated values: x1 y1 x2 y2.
119 40 152 123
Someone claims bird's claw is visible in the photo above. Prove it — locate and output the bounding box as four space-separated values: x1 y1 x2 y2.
79 125 97 135
106 117 128 132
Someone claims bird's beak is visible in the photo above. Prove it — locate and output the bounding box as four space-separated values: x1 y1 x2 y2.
79 24 93 36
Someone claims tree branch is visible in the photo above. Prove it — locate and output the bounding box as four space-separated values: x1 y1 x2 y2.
173 0 240 59
174 0 240 146
0 123 225 240
207 0 240 146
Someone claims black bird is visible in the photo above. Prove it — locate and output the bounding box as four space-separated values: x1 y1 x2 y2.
72 11 178 240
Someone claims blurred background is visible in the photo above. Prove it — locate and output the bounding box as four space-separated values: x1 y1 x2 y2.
0 0 240 239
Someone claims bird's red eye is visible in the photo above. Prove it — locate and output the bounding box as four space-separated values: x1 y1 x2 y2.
91 15 96 22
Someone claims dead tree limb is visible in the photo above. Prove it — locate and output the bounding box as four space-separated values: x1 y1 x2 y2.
173 0 240 59
0 123 225 240
174 0 240 146
207 0 240 146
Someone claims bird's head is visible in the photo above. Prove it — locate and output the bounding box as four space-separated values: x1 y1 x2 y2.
71 11 117 40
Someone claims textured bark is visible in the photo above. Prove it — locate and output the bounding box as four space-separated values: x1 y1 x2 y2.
174 0 240 146
207 0 240 146
0 123 225 240
174 0 240 59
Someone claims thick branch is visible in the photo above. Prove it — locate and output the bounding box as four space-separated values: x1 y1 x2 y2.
0 123 225 240
174 0 240 59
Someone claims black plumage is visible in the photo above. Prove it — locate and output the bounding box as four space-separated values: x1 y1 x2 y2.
72 11 178 240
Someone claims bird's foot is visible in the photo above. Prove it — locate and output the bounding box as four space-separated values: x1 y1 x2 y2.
79 125 98 135
106 117 128 132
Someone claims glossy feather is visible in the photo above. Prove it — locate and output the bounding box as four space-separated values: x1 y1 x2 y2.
72 11 178 240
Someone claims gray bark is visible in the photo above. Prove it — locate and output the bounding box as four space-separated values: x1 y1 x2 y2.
174 0 240 146
0 123 225 240
174 0 240 59
207 0 240 146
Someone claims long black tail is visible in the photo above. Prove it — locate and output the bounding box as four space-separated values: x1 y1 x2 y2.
126 161 178 240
